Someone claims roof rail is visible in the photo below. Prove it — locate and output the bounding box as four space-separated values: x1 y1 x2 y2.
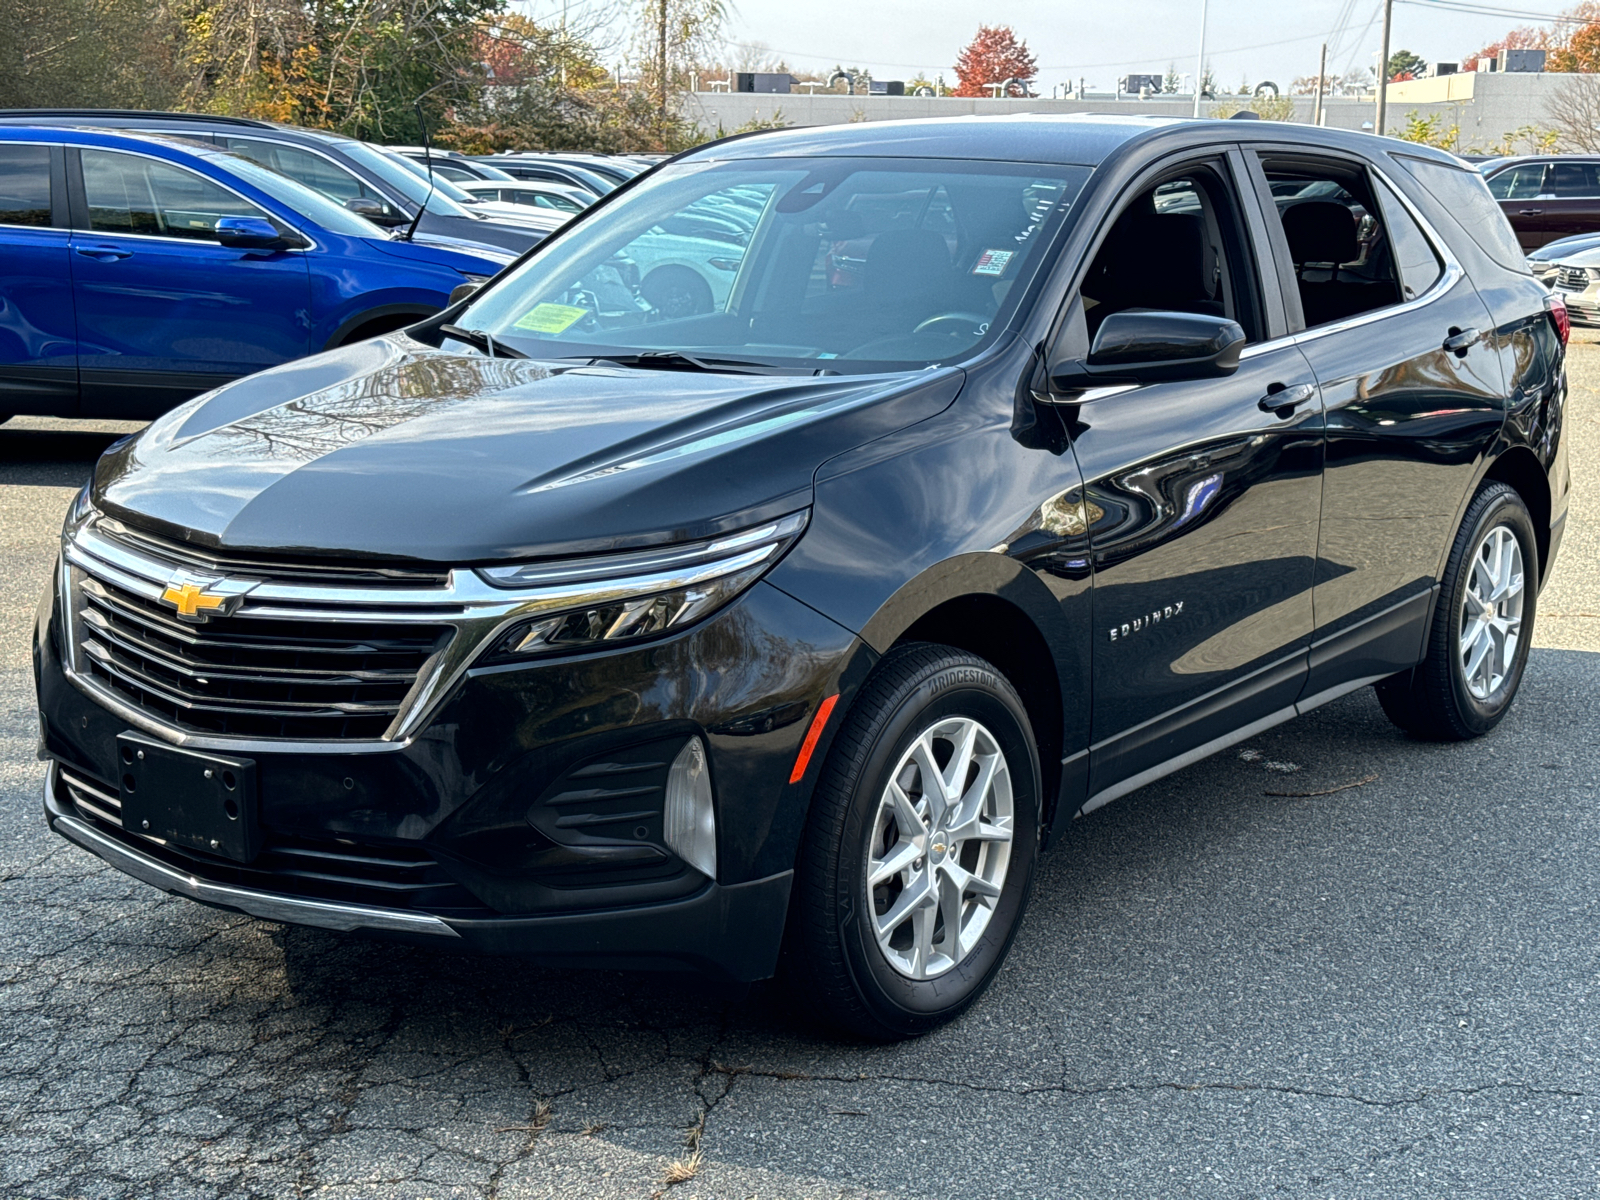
0 108 280 129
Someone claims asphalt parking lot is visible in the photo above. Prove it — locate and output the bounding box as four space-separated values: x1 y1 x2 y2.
1 340 1597 1200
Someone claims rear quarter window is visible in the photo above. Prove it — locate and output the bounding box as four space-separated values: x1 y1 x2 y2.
1398 156 1530 274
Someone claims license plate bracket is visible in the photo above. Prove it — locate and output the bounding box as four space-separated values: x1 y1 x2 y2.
116 733 260 862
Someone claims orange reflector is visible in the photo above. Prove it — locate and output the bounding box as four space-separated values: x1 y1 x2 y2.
789 693 840 784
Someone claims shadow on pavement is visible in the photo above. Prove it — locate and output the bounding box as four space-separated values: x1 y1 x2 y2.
0 425 137 488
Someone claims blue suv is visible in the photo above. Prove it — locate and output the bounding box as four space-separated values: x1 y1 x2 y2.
0 127 520 420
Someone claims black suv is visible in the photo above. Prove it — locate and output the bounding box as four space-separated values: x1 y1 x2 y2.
0 109 550 253
35 116 1568 1040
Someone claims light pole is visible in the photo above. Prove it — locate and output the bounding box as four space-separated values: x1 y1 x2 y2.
1193 0 1210 118
1376 0 1394 135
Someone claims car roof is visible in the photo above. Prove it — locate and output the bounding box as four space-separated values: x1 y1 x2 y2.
675 112 1464 169
0 124 229 159
0 108 357 148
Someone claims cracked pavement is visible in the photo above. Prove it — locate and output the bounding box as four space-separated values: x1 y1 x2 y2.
2 337 1598 1200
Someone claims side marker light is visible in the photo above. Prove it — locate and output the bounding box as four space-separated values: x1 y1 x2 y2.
789 693 840 784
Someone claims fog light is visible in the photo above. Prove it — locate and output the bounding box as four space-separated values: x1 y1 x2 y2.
664 737 716 879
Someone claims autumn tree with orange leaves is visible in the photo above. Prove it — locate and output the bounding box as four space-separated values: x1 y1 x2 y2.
953 25 1038 98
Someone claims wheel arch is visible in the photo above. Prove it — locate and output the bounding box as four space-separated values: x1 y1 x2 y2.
853 554 1086 833
1483 445 1552 581
322 303 440 351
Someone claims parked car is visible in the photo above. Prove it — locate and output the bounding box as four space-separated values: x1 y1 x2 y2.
1480 155 1600 249
1545 242 1600 320
0 126 517 419
388 147 518 183
469 154 618 195
457 179 593 215
0 110 552 254
382 149 567 232
1525 230 1600 284
37 116 1566 1040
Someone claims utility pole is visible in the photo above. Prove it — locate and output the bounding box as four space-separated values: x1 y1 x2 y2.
1313 42 1327 126
658 0 669 129
1193 0 1209 117
1376 0 1394 135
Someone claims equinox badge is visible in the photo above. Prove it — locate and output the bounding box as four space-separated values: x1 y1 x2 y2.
1110 601 1183 642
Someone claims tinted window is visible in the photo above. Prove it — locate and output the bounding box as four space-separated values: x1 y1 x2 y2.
0 144 52 227
1400 156 1531 273
1373 177 1443 300
81 149 268 240
1484 163 1545 200
1544 161 1600 198
221 137 394 215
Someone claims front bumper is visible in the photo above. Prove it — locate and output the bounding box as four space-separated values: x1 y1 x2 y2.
37 568 870 981
45 762 793 977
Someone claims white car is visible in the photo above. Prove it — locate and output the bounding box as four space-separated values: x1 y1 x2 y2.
1549 244 1600 322
458 180 593 217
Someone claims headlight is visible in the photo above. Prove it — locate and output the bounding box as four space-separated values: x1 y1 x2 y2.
479 510 808 661
62 484 95 540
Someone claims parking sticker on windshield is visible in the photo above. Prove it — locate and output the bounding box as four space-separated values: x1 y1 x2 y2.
514 303 588 334
971 249 1015 277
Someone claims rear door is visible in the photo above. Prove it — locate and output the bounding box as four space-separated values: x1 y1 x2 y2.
1246 148 1506 704
1055 154 1325 810
1484 161 1552 249
1532 159 1600 241
0 142 78 414
67 146 312 418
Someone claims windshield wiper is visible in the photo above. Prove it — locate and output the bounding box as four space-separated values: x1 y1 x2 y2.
583 351 810 376
438 323 527 358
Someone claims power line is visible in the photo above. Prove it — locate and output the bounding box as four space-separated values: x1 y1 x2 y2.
1399 0 1591 19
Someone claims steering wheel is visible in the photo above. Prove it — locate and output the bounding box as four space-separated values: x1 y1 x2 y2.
912 312 990 335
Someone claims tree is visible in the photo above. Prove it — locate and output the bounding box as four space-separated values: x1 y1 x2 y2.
1161 63 1181 94
1386 49 1427 80
1395 109 1459 147
1548 72 1600 149
632 0 725 135
952 25 1037 97
1548 21 1600 70
1210 94 1296 121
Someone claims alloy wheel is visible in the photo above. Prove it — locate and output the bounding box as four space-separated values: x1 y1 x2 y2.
864 716 1014 981
1459 523 1525 701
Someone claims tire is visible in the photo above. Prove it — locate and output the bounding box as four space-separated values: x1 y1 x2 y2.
786 643 1040 1041
1376 481 1538 740
640 267 713 319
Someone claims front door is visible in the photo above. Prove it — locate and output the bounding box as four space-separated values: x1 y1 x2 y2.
1056 161 1324 809
68 147 312 418
0 142 78 415
1248 150 1506 702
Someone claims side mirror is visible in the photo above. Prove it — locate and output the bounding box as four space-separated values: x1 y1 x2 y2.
1051 310 1246 391
447 280 481 306
344 198 405 226
215 216 303 251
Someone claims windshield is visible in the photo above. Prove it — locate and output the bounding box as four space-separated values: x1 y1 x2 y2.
212 152 388 237
338 141 476 217
385 149 497 204
457 157 1089 373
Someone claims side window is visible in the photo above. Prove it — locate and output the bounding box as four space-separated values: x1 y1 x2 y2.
221 138 395 217
1398 156 1530 273
1260 158 1426 329
1373 178 1442 300
1079 166 1260 341
81 149 268 240
1544 161 1600 198
1484 164 1545 200
0 144 53 227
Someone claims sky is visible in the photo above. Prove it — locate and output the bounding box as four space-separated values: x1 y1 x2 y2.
692 0 1567 93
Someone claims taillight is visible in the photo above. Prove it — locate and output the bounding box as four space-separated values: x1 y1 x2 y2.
1548 292 1571 346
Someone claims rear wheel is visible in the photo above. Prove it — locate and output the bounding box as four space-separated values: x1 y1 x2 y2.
640 267 713 320
1376 481 1537 740
787 644 1040 1040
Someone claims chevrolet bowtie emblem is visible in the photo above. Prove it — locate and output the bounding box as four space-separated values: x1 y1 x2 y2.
159 576 246 623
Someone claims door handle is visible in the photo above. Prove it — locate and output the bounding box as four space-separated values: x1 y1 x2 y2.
1258 382 1317 418
75 246 133 261
1443 327 1481 356
1518 208 1543 216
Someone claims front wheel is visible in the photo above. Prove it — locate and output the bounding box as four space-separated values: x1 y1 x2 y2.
786 644 1040 1040
1376 481 1538 740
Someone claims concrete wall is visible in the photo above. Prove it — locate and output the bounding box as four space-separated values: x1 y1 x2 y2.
684 72 1594 153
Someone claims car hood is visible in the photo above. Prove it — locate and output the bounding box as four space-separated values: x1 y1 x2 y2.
1553 244 1600 267
367 234 516 275
93 335 964 563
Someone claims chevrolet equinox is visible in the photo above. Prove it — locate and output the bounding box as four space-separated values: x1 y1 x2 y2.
35 116 1569 1039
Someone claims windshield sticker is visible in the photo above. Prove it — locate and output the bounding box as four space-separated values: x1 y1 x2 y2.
513 303 588 334
971 249 1015 277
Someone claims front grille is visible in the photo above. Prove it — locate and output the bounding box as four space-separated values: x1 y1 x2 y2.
58 765 490 914
1556 266 1591 292
76 573 448 739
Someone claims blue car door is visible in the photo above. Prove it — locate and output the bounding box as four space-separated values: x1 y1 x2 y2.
0 141 78 415
69 146 312 418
